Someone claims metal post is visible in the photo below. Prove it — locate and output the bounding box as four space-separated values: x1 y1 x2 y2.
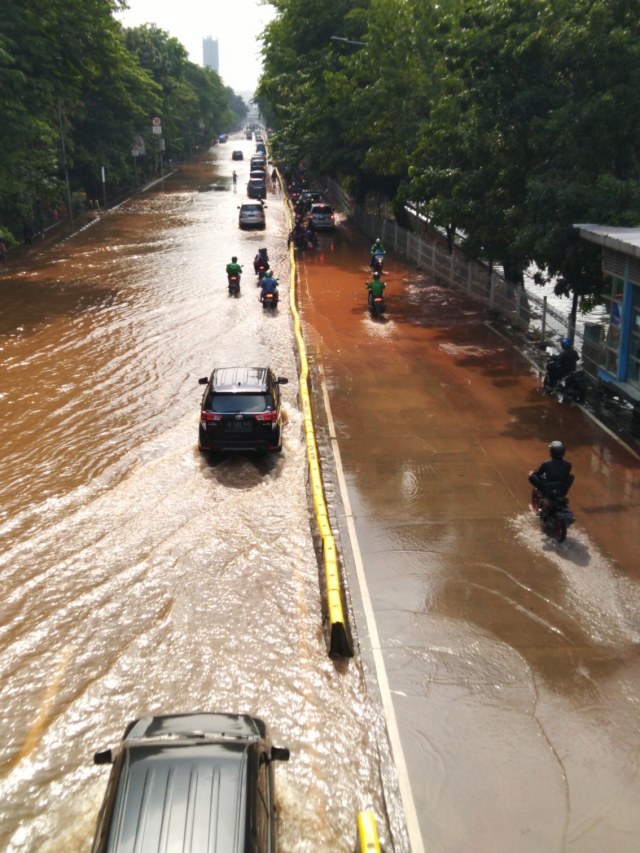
101 165 107 210
541 296 547 339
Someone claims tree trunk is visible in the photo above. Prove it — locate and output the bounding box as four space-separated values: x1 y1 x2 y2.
568 291 578 340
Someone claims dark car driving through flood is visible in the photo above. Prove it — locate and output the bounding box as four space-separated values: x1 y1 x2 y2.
198 367 288 454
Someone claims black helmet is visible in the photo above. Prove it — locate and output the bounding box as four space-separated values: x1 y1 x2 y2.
373 270 381 279
231 256 238 262
549 440 565 459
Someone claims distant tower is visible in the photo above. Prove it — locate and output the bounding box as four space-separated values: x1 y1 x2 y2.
202 36 219 72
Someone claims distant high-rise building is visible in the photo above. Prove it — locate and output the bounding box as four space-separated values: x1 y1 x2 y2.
203 36 219 72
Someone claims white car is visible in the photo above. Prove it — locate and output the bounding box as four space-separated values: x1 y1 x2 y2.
309 203 336 230
238 202 266 229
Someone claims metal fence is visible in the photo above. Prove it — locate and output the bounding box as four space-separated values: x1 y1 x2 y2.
324 178 606 380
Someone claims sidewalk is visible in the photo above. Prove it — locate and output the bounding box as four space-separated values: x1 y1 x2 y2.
489 311 640 454
1 211 98 270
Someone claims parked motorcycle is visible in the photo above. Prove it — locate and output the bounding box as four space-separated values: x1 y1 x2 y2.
531 485 574 543
543 356 587 403
261 291 279 310
227 273 241 297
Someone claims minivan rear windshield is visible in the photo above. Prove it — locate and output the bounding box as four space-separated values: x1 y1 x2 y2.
207 394 271 413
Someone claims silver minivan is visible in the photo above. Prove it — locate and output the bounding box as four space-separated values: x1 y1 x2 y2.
91 713 290 853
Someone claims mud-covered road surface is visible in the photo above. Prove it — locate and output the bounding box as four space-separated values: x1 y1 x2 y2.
298 222 640 853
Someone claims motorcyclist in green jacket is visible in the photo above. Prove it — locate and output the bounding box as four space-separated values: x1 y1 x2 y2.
370 238 385 269
226 256 243 280
366 270 386 301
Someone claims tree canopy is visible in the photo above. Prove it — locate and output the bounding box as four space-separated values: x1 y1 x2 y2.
257 0 640 301
0 0 247 240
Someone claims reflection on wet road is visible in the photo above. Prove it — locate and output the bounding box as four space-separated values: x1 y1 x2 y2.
0 148 399 852
298 225 640 853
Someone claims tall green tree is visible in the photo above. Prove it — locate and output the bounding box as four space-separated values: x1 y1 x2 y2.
256 0 369 171
407 0 640 298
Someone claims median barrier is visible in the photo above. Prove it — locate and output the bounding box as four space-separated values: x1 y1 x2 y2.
357 810 381 852
279 174 352 659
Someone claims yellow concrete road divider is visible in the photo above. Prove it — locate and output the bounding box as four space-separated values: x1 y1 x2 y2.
357 810 382 852
280 174 352 659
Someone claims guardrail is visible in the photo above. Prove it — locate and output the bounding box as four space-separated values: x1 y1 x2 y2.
279 173 353 659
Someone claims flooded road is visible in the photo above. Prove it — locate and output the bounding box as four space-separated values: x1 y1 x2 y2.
0 147 399 852
298 227 640 853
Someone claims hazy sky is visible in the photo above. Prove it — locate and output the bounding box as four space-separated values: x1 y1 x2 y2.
116 0 276 93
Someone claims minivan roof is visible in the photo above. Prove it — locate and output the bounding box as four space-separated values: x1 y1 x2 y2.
94 714 269 853
210 367 270 393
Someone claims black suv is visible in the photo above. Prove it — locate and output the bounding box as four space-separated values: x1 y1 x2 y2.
198 367 288 453
91 713 290 853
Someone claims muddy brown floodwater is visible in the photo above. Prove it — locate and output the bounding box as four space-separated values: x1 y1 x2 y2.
0 147 404 852
298 224 640 853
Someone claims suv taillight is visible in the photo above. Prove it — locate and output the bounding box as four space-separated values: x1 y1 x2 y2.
254 410 278 425
201 411 222 422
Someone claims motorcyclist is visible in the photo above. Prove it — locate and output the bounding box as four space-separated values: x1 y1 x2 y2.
232 170 237 188
546 338 579 388
226 256 242 281
370 237 385 268
260 269 279 304
366 270 386 306
253 247 269 274
292 219 306 249
528 440 574 499
305 219 317 245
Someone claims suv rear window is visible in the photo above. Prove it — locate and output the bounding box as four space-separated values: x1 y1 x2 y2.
208 393 271 413
312 205 332 214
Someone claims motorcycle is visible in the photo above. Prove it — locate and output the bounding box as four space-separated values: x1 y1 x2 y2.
530 485 574 543
287 229 306 250
370 251 385 274
305 229 317 249
261 291 279 310
367 287 386 318
227 273 240 297
253 250 269 278
543 356 587 403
